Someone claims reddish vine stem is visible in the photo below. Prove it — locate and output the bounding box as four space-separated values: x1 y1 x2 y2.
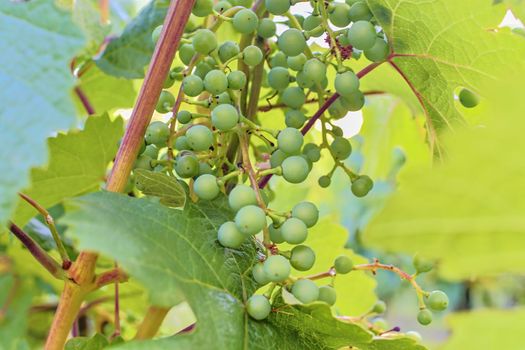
74 86 95 115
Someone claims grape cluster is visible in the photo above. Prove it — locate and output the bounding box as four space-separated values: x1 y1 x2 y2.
128 0 449 328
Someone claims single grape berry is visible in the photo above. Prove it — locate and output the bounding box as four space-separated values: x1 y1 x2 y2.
287 54 307 71
459 88 480 108
177 110 192 124
281 217 308 244
233 9 259 34
263 255 291 282
268 67 291 91
428 291 449 312
270 149 287 168
413 254 434 273
252 262 270 285
364 38 390 62
186 125 213 151
303 15 323 38
192 29 217 54
214 0 231 12
175 153 200 178
179 43 196 66
194 174 220 200
347 21 377 50
243 45 263 66
218 221 245 249
331 137 352 160
151 25 162 44
303 143 321 163
290 245 316 271
155 90 175 114
329 2 351 28
269 224 285 244
145 121 169 147
318 286 337 305
204 70 228 95
235 205 267 235
227 70 247 90
246 295 271 320
340 91 365 111
134 155 153 170
334 255 354 274
278 127 304 154
278 29 307 57
318 175 331 188
417 309 433 326
142 144 159 159
373 300 387 314
351 175 374 197
335 71 360 98
258 18 277 38
292 279 319 304
291 201 319 228
182 75 204 97
192 0 213 17
281 156 310 184
211 104 239 131
270 51 288 68
349 1 373 21
329 99 348 120
265 0 290 15
285 109 306 129
228 184 258 212
199 162 213 175
302 59 326 84
218 41 240 62
281 86 306 110
174 136 190 151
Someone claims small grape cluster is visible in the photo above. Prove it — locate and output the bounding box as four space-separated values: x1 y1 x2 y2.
129 0 449 327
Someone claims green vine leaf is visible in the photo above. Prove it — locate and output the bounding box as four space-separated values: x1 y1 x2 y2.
72 0 110 55
0 0 85 227
11 114 123 228
62 192 425 350
95 0 169 79
134 169 186 208
65 333 108 350
0 274 33 350
367 0 525 148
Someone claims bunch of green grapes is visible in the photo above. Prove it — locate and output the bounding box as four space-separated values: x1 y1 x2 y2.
130 0 450 326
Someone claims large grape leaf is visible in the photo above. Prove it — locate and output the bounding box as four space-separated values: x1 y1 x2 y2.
72 0 110 55
62 192 425 349
366 0 525 147
0 0 85 228
496 0 525 22
11 114 123 228
95 0 169 79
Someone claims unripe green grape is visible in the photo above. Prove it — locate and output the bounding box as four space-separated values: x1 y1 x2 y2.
186 125 213 151
193 61 213 80
338 33 352 46
331 126 344 137
151 25 163 45
218 41 240 63
334 255 354 274
174 136 190 151
142 144 159 159
235 205 267 235
265 0 290 15
364 38 390 62
278 127 304 154
303 15 323 37
302 59 326 84
417 309 433 326
285 109 306 129
292 201 319 228
331 137 352 160
318 175 331 188
269 224 285 244
227 70 247 90
281 86 306 109
229 0 251 6
351 175 374 197
243 45 263 66
214 0 231 12
413 254 434 273
347 21 377 50
292 279 319 304
192 29 217 54
163 67 180 89
199 162 213 175
175 153 199 178
192 0 213 17
177 110 192 124
194 174 220 200
278 29 307 57
182 75 204 97
211 104 239 131
281 156 310 184
287 54 307 71
329 3 351 28
258 18 277 38
214 92 231 106
335 71 360 98
246 295 271 320
263 255 291 282
268 67 290 90
155 90 175 114
349 1 373 22
233 9 259 34
303 143 321 162
204 70 228 95
218 221 245 248
145 121 169 146
270 149 287 168
428 291 449 311
328 99 348 120
318 286 337 305
281 217 308 244
296 71 314 89
228 184 257 212
252 262 271 285
270 51 288 68
459 88 480 108
290 245 316 271
373 300 387 314
134 155 153 170
340 91 365 111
